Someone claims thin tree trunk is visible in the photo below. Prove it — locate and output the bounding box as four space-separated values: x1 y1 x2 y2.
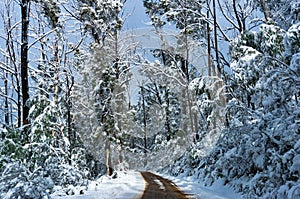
207 1 212 77
165 87 171 141
4 62 9 125
5 1 22 127
105 139 112 176
65 52 74 164
141 86 147 154
187 88 195 133
114 32 123 132
212 0 226 106
67 75 72 165
53 29 59 105
21 0 30 126
212 0 220 76
183 0 189 82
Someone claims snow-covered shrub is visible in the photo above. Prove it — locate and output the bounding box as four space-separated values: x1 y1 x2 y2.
0 157 53 199
284 23 300 62
290 52 300 75
43 153 85 187
202 22 299 197
0 129 27 161
257 23 285 57
277 141 300 198
0 126 93 198
170 21 300 198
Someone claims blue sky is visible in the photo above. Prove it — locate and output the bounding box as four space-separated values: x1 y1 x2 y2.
123 0 150 30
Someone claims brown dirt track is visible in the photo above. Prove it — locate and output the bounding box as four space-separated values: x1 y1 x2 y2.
140 172 195 199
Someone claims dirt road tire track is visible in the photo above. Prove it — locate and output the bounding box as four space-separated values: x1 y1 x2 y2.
141 172 194 199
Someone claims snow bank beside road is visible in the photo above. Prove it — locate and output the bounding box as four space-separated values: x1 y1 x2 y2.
51 171 145 199
158 172 242 199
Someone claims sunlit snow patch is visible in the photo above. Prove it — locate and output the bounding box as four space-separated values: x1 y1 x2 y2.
154 179 166 190
51 171 145 199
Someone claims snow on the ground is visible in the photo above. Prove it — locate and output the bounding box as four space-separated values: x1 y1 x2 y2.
51 170 241 199
51 171 145 199
158 172 242 199
153 179 166 190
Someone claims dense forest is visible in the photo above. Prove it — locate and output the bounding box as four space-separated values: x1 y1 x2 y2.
0 0 299 198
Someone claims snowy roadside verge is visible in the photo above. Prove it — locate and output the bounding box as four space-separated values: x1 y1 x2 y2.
157 172 242 199
51 171 145 199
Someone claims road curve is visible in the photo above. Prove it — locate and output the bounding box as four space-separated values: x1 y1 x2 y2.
140 172 194 199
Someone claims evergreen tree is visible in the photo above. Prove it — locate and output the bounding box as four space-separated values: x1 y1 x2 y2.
255 0 299 30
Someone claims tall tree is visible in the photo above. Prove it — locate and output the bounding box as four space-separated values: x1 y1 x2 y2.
21 0 30 126
72 0 128 175
0 0 22 127
144 0 206 136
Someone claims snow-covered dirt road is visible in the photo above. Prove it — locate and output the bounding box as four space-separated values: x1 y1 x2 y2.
140 172 193 199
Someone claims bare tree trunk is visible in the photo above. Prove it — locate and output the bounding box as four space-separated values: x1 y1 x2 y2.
105 139 112 176
141 86 147 154
212 0 226 107
65 51 74 164
67 76 73 165
113 32 123 132
207 1 212 77
139 86 148 167
187 89 195 133
53 29 59 105
113 30 126 166
4 60 9 125
4 0 22 127
165 87 171 141
260 0 270 21
212 0 220 77
21 0 30 126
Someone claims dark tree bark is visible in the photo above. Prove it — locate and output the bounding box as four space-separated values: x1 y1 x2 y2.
67 75 74 164
4 69 9 125
165 87 171 141
21 0 30 126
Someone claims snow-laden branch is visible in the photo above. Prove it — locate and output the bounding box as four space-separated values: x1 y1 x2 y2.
66 37 84 54
216 0 240 32
0 92 18 105
0 60 16 74
140 62 188 88
28 29 56 49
